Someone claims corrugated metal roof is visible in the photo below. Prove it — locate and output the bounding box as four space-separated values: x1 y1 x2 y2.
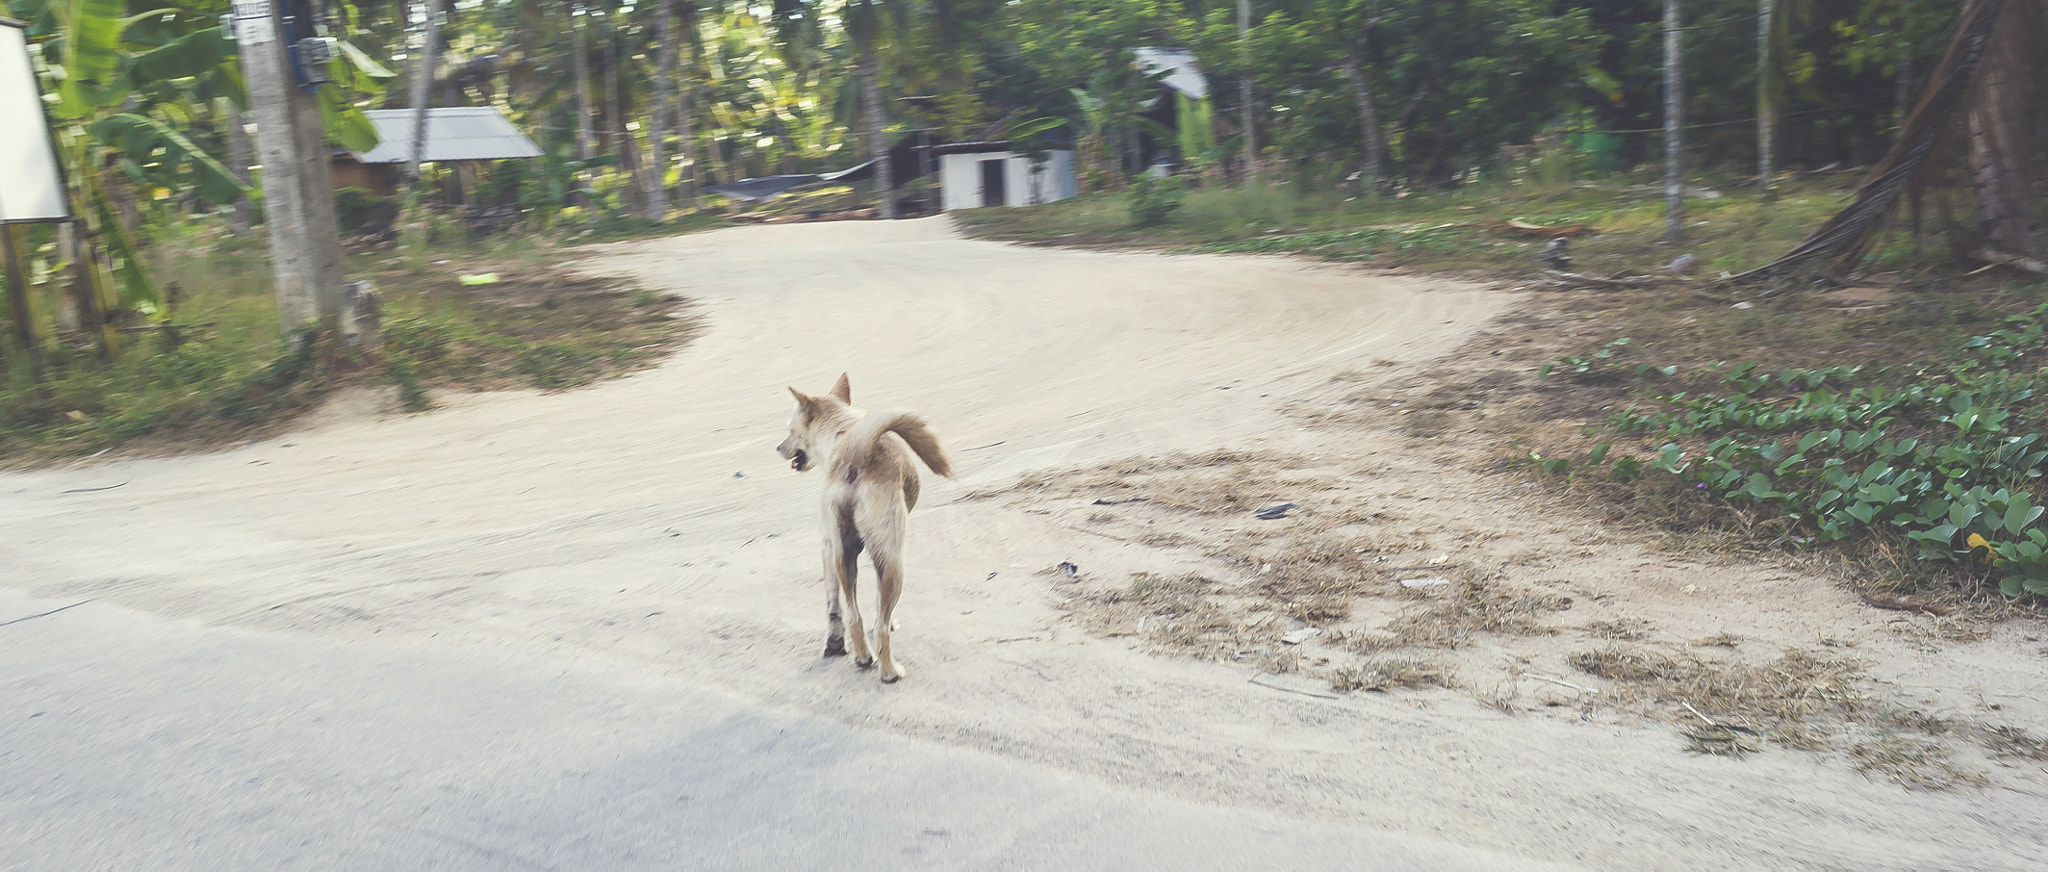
352 107 543 164
1134 47 1208 100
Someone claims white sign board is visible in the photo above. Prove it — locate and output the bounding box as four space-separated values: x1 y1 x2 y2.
0 21 66 223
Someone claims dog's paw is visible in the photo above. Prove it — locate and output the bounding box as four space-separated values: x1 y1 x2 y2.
822 637 848 657
880 665 906 684
853 654 875 669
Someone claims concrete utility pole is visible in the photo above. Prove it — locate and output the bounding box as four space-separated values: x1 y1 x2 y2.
233 0 344 330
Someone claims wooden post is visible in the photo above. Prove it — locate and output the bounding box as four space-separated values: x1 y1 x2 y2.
234 0 344 331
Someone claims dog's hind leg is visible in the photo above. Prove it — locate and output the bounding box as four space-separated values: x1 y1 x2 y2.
822 559 848 657
871 551 907 683
827 520 873 668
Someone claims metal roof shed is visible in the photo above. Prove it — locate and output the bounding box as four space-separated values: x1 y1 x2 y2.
351 107 543 164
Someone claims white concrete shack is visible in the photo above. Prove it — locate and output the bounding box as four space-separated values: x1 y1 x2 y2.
931 141 1077 210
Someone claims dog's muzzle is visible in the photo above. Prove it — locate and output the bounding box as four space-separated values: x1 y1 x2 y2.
789 449 808 472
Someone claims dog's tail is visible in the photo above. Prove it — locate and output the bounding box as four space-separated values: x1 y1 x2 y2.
849 411 954 478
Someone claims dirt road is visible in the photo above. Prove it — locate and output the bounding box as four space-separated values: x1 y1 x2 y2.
5 218 2044 869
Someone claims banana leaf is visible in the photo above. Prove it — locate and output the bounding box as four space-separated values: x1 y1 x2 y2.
87 112 250 204
54 0 127 118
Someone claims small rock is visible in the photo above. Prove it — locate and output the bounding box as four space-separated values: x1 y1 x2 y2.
1399 577 1450 589
1281 628 1322 645
1668 253 1700 275
1730 301 1754 310
1058 561 1080 578
1255 502 1299 520
1541 237 1573 270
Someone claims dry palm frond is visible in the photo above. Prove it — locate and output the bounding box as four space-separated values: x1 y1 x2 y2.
1735 0 2013 282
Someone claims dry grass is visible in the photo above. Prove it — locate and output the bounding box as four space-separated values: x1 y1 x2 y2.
969 449 1336 513
1571 646 1871 755
1330 658 1458 693
1977 725 2048 761
1584 618 1652 641
1849 736 1985 790
1064 572 1266 661
1353 576 1569 651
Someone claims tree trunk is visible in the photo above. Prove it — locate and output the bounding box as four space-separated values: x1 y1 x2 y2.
859 49 897 219
1663 0 1685 244
1340 49 1385 191
1238 0 1256 183
646 0 672 220
226 98 252 235
1966 3 2031 255
3 225 45 381
572 5 593 163
677 58 697 210
609 20 640 216
406 0 442 182
1756 0 1775 195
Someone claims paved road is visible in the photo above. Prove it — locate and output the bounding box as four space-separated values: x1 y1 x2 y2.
1 590 1568 870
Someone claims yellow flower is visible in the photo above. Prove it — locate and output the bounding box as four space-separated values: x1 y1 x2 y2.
1967 533 1998 563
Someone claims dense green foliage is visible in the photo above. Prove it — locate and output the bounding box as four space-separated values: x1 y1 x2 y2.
254 0 1974 217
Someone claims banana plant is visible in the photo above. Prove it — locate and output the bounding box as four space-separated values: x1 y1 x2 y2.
4 0 388 356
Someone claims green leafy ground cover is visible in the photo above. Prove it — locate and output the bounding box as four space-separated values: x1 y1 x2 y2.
1539 305 2048 597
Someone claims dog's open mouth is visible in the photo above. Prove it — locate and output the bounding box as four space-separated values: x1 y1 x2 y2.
789 449 808 471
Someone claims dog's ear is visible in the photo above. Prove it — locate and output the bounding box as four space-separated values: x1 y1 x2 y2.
788 386 814 410
829 373 851 404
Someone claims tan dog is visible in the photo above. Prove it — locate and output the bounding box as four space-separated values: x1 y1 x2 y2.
776 374 952 682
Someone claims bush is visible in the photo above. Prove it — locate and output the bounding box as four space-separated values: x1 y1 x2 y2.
1127 175 1185 228
333 187 398 237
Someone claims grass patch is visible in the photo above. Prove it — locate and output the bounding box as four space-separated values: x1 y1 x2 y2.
2 221 706 464
954 169 1849 277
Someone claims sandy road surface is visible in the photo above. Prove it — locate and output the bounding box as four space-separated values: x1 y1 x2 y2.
4 218 2045 869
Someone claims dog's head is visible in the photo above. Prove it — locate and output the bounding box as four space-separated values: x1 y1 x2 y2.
776 373 852 473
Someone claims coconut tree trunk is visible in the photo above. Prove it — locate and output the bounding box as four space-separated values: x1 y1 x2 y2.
859 49 897 219
226 98 253 235
1340 49 1385 191
1966 4 2032 255
1756 0 1776 195
572 5 594 163
1663 0 1685 244
406 0 442 183
1238 0 1256 183
676 60 697 210
645 0 672 220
